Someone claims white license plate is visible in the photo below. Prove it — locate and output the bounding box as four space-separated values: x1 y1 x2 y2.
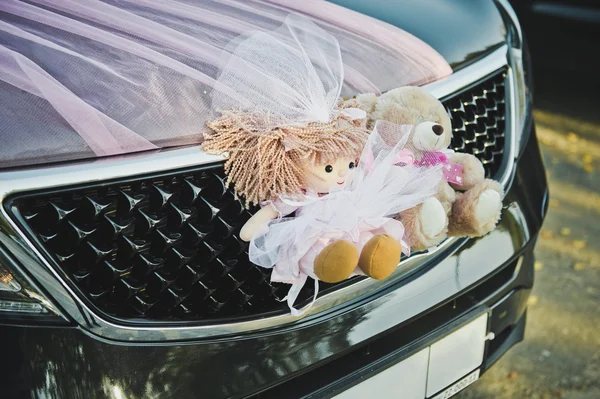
430 369 480 399
334 313 489 399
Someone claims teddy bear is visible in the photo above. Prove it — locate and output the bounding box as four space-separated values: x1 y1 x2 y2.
356 86 504 250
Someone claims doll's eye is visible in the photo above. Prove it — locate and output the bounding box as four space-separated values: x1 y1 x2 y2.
325 165 333 173
349 162 355 169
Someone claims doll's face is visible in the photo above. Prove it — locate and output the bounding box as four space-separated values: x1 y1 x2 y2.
303 157 358 194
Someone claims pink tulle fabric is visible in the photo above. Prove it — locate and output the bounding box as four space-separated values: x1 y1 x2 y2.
0 0 451 168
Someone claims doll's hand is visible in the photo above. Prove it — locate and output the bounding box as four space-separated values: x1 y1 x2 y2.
255 223 270 237
239 205 279 242
239 221 257 242
240 219 271 241
240 219 270 241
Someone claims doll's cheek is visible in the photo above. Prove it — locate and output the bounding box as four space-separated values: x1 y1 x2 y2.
343 170 356 184
305 174 331 192
304 174 319 189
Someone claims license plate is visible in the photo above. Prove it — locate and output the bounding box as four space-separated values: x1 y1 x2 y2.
334 312 490 399
430 369 480 399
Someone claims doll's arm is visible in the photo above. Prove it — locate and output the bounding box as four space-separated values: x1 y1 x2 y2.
239 205 279 242
448 152 485 190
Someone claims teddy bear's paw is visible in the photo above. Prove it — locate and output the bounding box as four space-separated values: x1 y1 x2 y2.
475 189 502 227
448 179 503 237
448 152 485 190
419 197 447 238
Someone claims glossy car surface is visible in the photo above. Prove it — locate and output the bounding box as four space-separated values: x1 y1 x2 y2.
329 0 507 69
0 1 546 398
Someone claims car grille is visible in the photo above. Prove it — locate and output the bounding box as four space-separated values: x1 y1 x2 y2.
6 69 508 323
447 69 507 178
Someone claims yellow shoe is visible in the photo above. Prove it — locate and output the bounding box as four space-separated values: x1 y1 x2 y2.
358 234 401 280
314 240 359 283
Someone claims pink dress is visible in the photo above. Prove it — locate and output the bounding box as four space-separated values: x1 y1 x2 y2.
264 196 406 282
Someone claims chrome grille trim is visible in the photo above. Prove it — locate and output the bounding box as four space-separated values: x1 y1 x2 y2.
0 45 518 341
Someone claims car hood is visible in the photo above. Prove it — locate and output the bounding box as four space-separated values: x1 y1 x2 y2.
0 0 506 170
330 0 507 70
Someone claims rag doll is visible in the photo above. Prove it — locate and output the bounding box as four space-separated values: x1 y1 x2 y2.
202 15 442 315
204 99 407 286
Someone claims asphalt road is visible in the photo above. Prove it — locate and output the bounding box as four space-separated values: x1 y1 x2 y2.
456 14 600 399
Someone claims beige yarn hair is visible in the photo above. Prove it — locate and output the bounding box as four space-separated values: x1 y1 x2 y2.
202 100 368 207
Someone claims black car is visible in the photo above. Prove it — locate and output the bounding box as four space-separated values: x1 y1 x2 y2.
0 1 546 398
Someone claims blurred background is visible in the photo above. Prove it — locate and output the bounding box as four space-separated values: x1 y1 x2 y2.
458 1 600 398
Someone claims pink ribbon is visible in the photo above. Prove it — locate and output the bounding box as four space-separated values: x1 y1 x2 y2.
361 148 415 171
414 152 463 185
393 148 415 166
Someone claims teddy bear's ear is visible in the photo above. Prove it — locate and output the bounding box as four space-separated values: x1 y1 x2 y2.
355 93 378 113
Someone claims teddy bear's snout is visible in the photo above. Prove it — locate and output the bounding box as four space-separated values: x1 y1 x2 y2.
432 124 444 136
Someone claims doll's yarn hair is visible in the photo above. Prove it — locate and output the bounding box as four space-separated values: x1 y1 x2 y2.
203 101 368 207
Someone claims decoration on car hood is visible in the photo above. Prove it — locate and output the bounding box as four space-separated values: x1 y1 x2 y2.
202 14 447 315
0 0 451 168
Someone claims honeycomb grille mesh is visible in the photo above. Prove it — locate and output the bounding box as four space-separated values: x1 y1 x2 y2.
447 69 507 177
9 70 507 323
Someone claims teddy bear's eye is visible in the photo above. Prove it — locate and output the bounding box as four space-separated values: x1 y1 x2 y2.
325 165 333 173
349 162 355 169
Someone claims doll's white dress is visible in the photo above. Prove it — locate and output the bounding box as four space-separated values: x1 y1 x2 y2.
249 122 444 315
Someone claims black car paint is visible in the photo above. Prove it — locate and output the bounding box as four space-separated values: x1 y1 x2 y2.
327 0 507 70
1 127 548 398
0 2 546 398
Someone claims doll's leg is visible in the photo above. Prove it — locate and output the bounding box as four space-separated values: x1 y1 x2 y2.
313 240 359 283
357 234 402 280
448 179 503 237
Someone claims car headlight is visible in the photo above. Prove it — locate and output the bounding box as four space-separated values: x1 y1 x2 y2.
510 40 534 157
0 246 62 321
496 0 534 157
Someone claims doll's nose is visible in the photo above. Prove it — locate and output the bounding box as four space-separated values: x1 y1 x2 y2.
338 168 348 178
432 124 444 136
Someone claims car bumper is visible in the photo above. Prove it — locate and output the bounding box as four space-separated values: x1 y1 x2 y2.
0 128 547 399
